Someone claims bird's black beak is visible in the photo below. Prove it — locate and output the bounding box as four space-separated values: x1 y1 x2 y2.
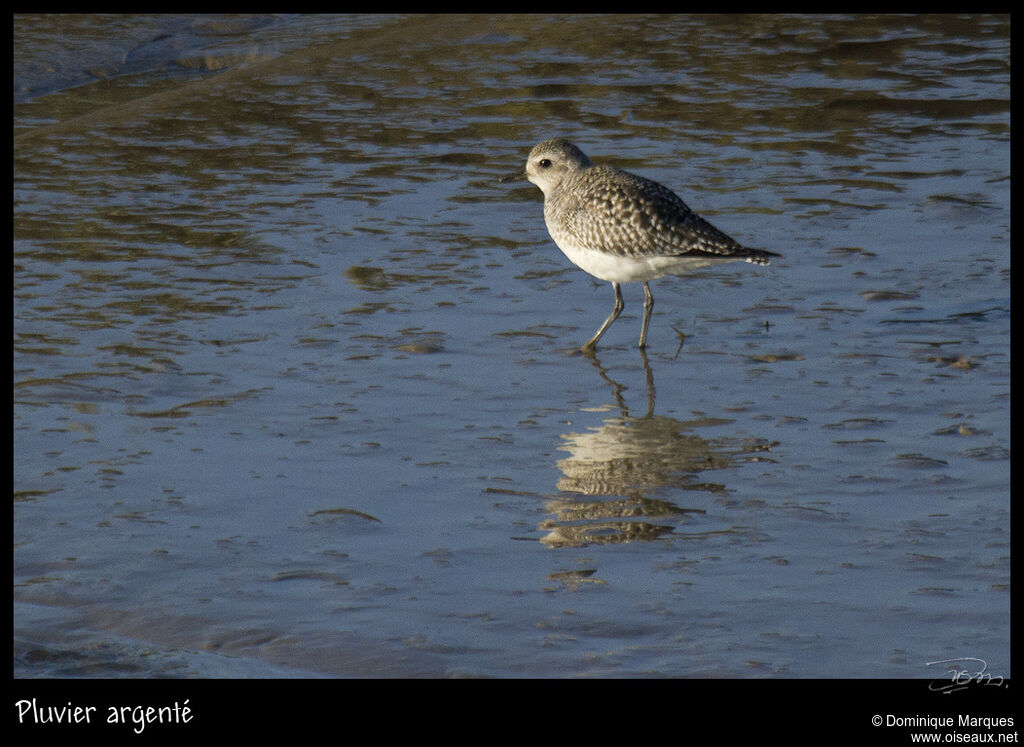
498 171 528 184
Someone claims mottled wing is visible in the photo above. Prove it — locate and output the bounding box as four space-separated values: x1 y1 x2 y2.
562 166 749 259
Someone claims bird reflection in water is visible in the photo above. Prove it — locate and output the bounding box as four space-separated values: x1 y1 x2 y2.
541 350 775 549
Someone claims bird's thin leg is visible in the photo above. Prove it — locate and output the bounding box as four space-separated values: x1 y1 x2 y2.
582 282 623 351
638 282 654 349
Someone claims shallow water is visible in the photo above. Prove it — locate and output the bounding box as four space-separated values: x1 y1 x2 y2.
14 14 1009 678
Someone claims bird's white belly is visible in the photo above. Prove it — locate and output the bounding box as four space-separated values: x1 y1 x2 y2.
554 237 734 283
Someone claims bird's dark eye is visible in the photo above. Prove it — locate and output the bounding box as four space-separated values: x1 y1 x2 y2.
539 158 552 168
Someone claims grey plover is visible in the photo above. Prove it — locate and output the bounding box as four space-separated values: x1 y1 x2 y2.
502 138 780 351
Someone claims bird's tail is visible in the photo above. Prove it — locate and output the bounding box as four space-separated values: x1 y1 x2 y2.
743 247 782 265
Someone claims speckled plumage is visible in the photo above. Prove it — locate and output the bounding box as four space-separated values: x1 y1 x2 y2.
547 163 744 260
503 138 780 351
